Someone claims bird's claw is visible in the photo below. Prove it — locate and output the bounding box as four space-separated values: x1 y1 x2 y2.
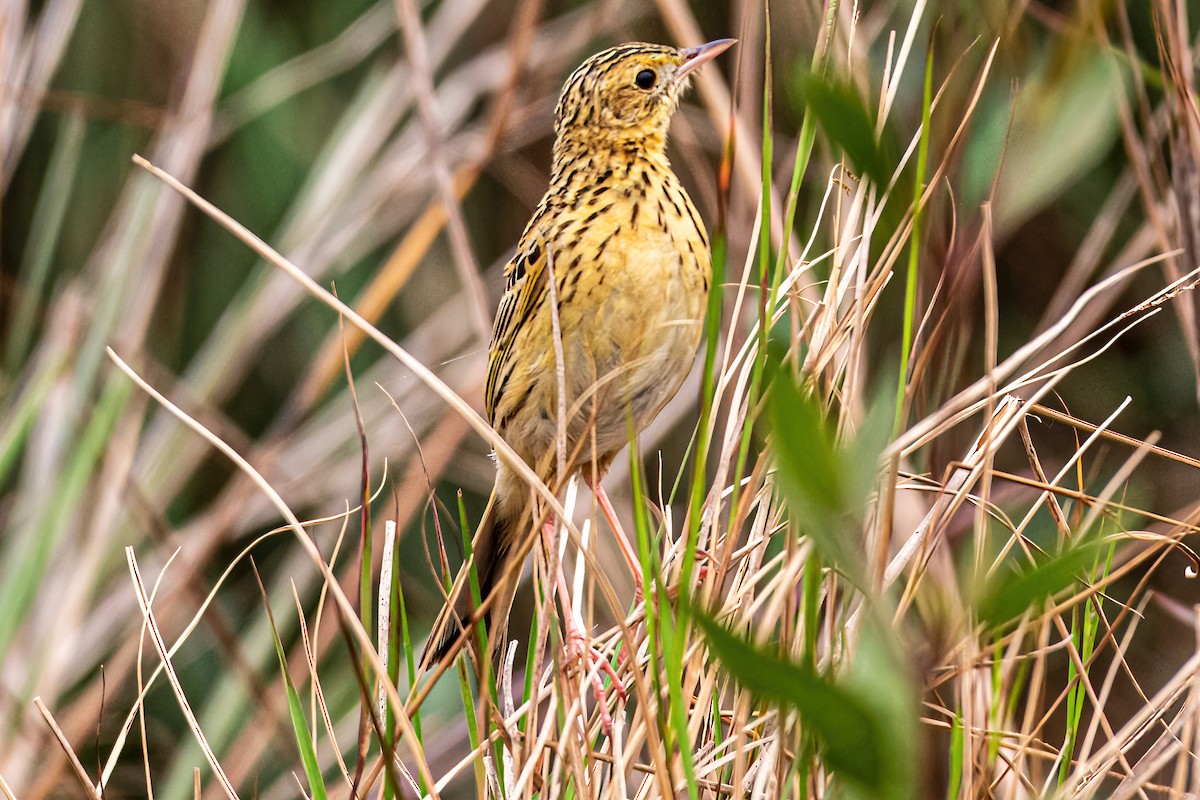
563 628 626 734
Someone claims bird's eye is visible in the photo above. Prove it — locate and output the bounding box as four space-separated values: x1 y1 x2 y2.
635 69 656 90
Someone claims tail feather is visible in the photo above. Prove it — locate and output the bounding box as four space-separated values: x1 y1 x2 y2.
421 487 520 667
421 607 467 667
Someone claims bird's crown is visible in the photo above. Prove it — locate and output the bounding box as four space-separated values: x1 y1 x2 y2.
552 40 734 153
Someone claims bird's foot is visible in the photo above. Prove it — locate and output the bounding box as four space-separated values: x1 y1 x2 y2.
615 549 720 671
563 626 627 735
692 547 716 583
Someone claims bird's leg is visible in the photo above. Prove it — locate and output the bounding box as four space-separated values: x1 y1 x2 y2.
590 476 718 588
541 517 626 734
582 474 653 675
583 475 644 603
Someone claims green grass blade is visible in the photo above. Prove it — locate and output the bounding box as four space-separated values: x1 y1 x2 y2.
895 39 935 434
947 713 964 800
0 354 66 486
253 563 328 800
0 372 131 659
6 112 87 370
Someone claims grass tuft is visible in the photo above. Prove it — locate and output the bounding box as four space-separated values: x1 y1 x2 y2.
5 1 1200 798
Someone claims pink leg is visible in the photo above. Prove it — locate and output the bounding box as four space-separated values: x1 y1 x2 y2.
542 519 626 734
584 477 644 603
581 477 648 676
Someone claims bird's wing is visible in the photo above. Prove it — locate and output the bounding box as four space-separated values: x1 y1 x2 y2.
485 211 551 425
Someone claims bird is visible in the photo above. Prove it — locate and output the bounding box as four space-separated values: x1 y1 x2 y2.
423 38 735 673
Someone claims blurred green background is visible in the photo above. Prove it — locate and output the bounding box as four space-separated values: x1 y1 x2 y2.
3 0 1200 796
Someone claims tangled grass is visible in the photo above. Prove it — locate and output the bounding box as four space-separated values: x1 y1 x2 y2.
4 0 1200 797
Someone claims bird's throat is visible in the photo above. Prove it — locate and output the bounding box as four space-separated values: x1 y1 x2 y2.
550 132 671 191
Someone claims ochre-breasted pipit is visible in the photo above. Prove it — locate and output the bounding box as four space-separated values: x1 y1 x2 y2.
424 39 734 699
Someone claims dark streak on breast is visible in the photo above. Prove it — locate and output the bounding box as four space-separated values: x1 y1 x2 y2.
497 380 535 431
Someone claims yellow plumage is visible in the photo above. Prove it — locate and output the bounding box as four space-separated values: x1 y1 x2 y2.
425 39 733 666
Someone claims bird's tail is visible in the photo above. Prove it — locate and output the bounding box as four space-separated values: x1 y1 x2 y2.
421 484 522 668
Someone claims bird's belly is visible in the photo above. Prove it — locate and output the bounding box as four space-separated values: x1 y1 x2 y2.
495 179 711 474
558 233 707 459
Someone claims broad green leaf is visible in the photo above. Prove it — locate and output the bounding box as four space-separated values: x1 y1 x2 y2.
792 72 890 186
844 624 918 800
844 389 895 514
765 359 889 579
693 609 887 794
767 367 844 512
974 538 1104 629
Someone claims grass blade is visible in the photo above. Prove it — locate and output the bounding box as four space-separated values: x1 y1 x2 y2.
252 561 328 800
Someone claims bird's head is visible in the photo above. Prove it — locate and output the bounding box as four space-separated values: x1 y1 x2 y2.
553 39 735 152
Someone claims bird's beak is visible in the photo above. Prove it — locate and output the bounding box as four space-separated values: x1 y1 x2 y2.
673 38 737 83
